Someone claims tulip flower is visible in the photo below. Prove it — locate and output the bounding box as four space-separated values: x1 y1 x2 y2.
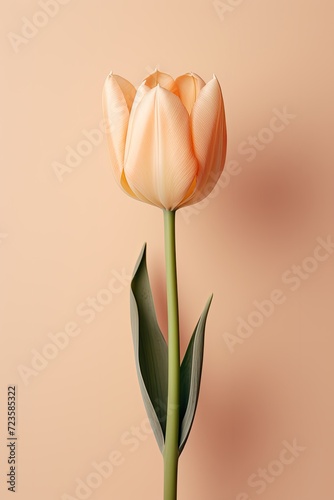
102 69 227 500
102 69 226 210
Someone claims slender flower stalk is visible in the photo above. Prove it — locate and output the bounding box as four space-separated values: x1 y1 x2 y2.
163 209 180 500
103 68 227 499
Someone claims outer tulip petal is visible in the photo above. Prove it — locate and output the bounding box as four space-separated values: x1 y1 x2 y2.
124 86 198 210
175 73 206 115
182 76 226 206
102 74 136 181
124 81 151 164
144 69 179 95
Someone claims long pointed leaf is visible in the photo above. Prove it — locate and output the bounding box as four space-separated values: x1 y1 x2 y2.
179 295 213 454
130 244 168 453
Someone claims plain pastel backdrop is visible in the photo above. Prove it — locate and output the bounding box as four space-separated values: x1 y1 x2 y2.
1 0 334 499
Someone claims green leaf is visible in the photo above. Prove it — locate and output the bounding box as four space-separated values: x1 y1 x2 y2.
130 244 168 453
179 295 213 454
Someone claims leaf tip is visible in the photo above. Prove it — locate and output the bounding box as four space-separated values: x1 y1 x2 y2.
206 294 214 310
132 243 147 281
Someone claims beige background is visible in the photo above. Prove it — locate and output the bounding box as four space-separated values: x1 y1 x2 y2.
1 0 334 499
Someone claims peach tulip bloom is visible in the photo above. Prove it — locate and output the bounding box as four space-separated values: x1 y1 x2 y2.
102 70 227 211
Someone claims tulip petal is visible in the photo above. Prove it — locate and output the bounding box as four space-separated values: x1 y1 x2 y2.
144 69 179 95
124 81 151 164
124 86 198 210
102 74 136 183
122 81 155 206
182 76 227 206
175 73 206 115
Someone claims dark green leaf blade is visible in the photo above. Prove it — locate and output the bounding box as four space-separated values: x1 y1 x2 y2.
179 295 213 454
130 244 168 453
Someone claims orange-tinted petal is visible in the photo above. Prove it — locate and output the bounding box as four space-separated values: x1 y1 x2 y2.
175 73 206 114
124 81 151 164
124 86 198 210
183 76 226 206
144 69 179 96
102 73 136 183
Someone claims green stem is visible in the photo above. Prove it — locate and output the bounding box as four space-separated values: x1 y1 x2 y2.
163 209 180 500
